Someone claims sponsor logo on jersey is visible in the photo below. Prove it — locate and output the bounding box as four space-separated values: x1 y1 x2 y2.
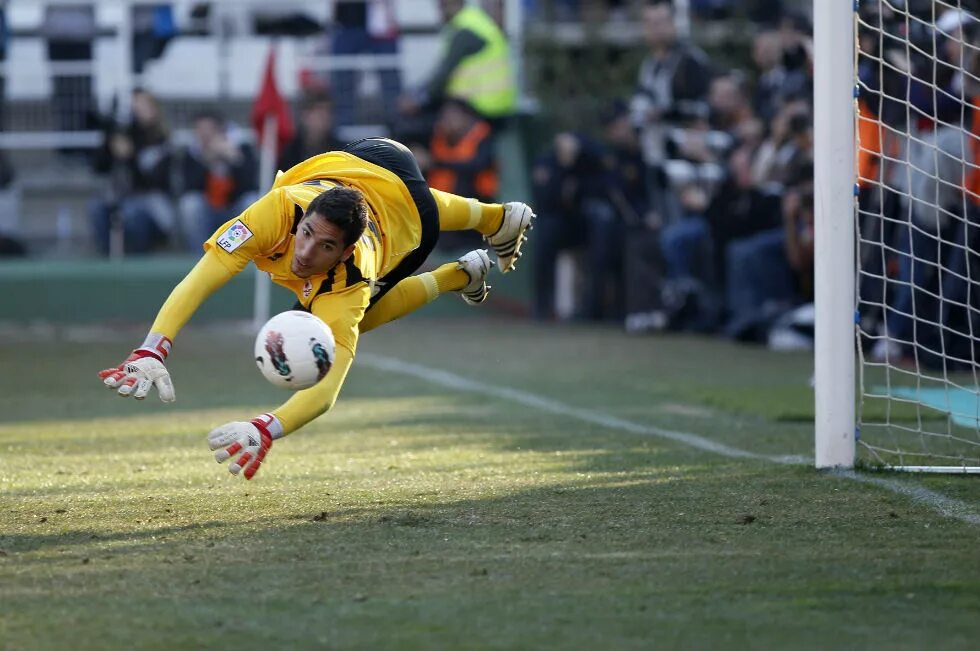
216 219 254 253
302 280 313 298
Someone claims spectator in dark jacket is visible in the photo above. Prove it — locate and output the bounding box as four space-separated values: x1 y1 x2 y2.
426 98 497 203
421 98 498 250
178 111 258 251
278 91 345 171
89 88 175 255
630 0 712 226
531 133 606 320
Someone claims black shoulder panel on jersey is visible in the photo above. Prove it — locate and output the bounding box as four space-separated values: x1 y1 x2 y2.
344 257 364 286
290 203 304 234
315 267 338 297
313 257 365 298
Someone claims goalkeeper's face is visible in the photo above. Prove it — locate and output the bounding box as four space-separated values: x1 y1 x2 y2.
291 215 356 278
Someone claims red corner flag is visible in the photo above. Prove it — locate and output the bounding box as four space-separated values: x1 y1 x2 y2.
252 45 295 153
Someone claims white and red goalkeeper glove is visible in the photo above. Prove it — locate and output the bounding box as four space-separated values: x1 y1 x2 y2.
207 413 283 480
98 334 175 402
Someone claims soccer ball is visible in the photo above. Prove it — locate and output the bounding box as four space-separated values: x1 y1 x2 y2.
254 311 335 390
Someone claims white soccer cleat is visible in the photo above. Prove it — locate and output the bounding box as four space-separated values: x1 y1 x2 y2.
487 202 535 273
457 249 494 305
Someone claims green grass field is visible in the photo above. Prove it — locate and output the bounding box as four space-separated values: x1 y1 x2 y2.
1 315 979 650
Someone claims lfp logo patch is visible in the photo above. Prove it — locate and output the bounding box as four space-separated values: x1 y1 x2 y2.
216 219 254 253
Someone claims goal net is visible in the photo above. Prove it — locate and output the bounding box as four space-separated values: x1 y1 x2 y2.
853 0 980 471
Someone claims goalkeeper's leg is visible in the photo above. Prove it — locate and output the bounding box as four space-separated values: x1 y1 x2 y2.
359 250 493 334
430 188 535 273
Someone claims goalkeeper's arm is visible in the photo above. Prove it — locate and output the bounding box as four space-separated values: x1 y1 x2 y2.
208 289 363 480
266 286 366 435
150 250 240 340
99 251 239 401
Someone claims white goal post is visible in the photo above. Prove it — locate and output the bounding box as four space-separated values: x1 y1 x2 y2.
815 0 980 472
814 0 857 469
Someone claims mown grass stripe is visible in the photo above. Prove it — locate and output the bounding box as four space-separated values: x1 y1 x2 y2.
360 353 980 527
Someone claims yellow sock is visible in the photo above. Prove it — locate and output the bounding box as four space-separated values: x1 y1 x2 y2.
359 263 468 333
430 188 504 235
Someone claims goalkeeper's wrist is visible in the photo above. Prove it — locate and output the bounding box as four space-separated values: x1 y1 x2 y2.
251 413 285 440
135 333 173 362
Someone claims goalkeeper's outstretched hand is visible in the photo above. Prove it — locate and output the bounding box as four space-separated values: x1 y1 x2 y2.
208 414 279 480
99 349 175 402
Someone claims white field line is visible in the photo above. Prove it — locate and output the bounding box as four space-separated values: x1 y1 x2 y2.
834 470 980 526
360 353 980 527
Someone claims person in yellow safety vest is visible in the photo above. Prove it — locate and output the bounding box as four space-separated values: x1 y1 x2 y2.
399 0 517 123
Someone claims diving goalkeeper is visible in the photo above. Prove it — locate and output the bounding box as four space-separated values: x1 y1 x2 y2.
97 137 535 480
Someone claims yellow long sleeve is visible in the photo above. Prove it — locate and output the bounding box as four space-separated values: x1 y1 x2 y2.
271 344 354 435
149 251 239 341
268 276 368 435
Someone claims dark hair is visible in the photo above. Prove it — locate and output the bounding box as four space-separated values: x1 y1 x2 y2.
306 186 368 247
600 98 630 125
787 111 810 135
193 109 225 127
299 90 332 113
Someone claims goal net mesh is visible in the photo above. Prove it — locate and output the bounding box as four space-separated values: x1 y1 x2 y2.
855 0 980 469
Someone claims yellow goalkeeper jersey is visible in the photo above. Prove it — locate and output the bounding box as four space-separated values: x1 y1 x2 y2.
202 151 424 352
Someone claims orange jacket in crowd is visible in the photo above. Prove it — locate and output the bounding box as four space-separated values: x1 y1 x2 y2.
427 120 498 202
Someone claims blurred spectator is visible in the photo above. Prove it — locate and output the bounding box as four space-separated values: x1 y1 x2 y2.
630 0 712 226
399 0 516 127
656 102 735 324
418 98 498 250
89 89 175 255
752 19 813 122
601 100 650 230
775 10 812 103
42 4 97 151
861 10 980 365
328 1 400 128
751 100 811 192
659 182 712 284
783 176 814 300
178 111 258 251
132 4 177 75
707 144 782 289
751 30 808 122
723 158 811 340
708 73 754 133
532 103 644 321
531 133 604 320
599 100 653 323
427 99 498 203
279 91 345 170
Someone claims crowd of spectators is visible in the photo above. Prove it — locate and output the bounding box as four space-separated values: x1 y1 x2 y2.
78 0 516 259
855 1 980 369
21 0 980 357
531 0 816 347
